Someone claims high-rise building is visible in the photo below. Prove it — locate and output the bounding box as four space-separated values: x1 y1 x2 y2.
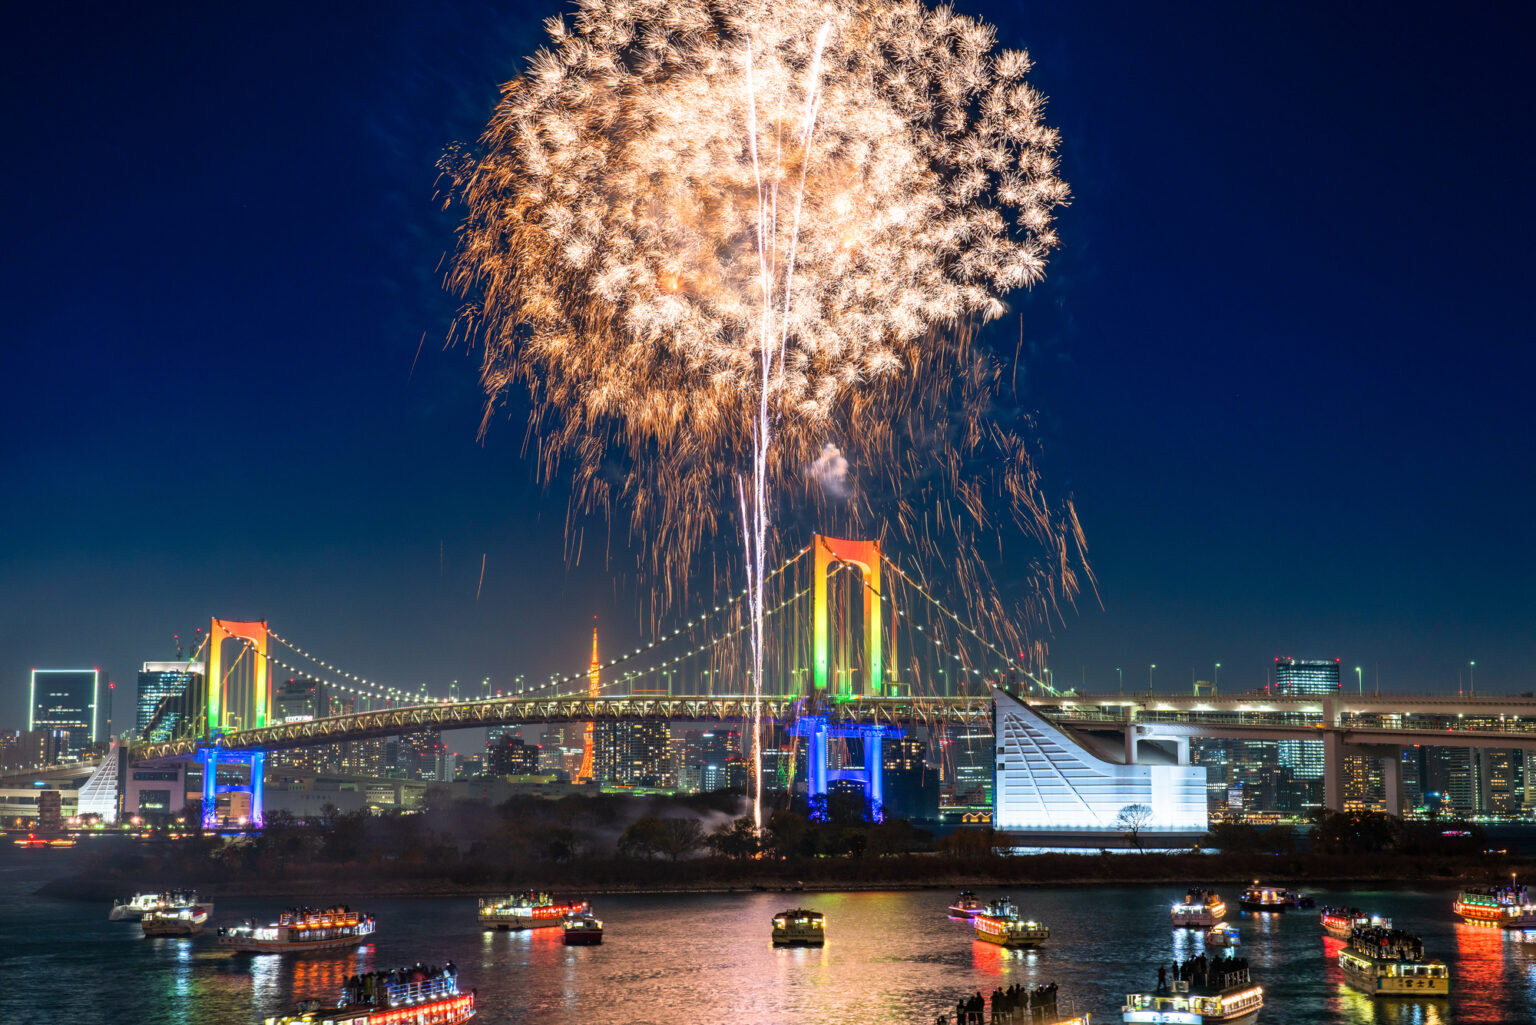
489 735 541 776
0 730 51 773
29 669 99 757
1190 742 1231 811
275 677 322 723
948 725 994 807
595 721 671 787
1423 746 1474 816
1342 753 1384 811
881 737 938 821
694 729 742 793
1402 746 1425 812
398 730 446 780
1272 658 1339 787
1477 748 1523 817
1273 657 1342 695
136 662 204 741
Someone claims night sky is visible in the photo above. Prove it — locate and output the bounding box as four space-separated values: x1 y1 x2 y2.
3 1 1533 732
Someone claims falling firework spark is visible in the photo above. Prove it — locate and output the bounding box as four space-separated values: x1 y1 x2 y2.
446 0 1077 830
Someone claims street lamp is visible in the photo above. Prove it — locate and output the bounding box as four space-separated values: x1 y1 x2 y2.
1355 666 1362 696
1214 663 1221 690
1470 660 1476 698
1116 667 1123 695
1149 664 1157 692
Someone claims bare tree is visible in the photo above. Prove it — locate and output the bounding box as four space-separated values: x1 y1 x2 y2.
1116 804 1154 852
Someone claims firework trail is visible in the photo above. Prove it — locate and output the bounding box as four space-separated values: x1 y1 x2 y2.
445 0 1079 828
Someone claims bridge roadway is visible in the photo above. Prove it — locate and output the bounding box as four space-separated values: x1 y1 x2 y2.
131 689 1536 763
130 694 1000 760
1028 691 1536 719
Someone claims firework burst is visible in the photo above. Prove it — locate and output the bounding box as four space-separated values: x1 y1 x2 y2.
446 0 1083 826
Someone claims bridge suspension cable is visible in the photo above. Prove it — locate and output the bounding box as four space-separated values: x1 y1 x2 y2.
505 545 814 700
263 627 437 703
878 552 1056 694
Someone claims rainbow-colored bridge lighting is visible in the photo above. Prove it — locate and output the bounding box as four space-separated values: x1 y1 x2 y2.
811 535 883 699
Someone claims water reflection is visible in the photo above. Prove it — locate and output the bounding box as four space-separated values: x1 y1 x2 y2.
969 937 1039 975
16 883 1536 1024
288 948 370 1003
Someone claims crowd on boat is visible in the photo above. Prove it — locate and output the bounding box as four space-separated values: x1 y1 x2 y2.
1349 925 1424 961
1461 882 1530 904
1158 953 1249 992
939 982 1059 1024
282 904 354 918
340 962 459 1008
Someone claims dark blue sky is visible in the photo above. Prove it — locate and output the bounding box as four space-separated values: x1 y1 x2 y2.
3 1 1533 731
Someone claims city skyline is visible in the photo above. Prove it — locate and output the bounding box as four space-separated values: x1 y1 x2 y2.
4 1 1534 731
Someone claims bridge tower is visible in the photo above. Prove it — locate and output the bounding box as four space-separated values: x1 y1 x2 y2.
576 626 599 783
811 535 883 699
200 618 271 830
796 535 901 819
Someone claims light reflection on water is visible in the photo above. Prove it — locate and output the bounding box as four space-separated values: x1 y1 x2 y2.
4 880 1536 1024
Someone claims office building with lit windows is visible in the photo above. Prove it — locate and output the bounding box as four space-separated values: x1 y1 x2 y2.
29 669 99 757
137 662 203 741
1273 657 1339 788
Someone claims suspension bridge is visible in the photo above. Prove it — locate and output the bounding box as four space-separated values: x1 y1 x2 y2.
123 535 1033 828
108 532 1536 829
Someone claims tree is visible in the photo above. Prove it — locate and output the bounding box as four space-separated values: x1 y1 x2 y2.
938 826 1000 858
707 816 761 859
659 817 705 861
618 815 670 860
1116 804 1154 852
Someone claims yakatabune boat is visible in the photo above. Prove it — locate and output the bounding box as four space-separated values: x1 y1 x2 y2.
1204 923 1240 948
772 908 826 946
562 914 604 946
478 892 590 930
974 898 1050 949
949 891 987 918
141 902 209 937
263 962 473 1025
1339 925 1449 997
218 906 376 953
1320 906 1389 939
1172 889 1227 928
1454 881 1536 928
110 890 212 921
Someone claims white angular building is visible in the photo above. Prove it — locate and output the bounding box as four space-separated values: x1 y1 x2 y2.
994 689 1207 833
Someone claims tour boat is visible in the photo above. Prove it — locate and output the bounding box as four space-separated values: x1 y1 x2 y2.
1172 889 1228 928
110 890 213 922
772 908 826 946
1122 955 1263 1024
1320 907 1388 939
141 902 209 937
263 962 474 1025
1339 925 1450 997
974 898 1050 949
478 892 590 931
1454 882 1536 928
949 890 987 918
1238 883 1290 912
1287 890 1315 909
562 913 604 946
218 906 376 953
1204 923 1240 948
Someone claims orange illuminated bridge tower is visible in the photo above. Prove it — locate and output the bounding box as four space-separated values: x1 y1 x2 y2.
576 625 599 782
